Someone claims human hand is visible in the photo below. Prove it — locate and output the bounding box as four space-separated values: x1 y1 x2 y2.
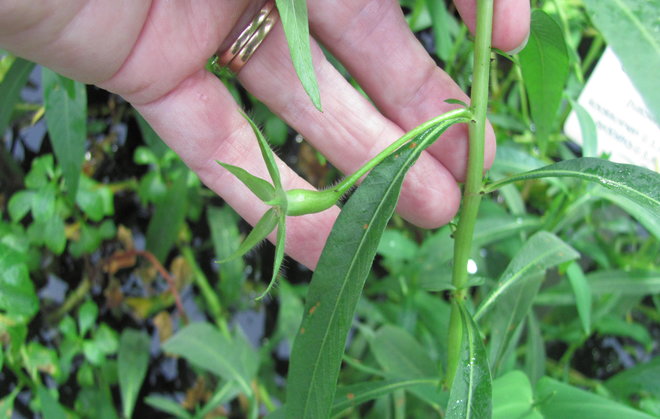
0 0 529 269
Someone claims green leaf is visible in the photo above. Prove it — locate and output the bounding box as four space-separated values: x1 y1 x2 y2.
569 99 598 158
426 0 453 61
587 270 660 295
76 175 114 222
78 299 98 337
256 215 286 300
31 184 57 222
118 329 151 419
0 244 38 321
565 262 592 334
240 109 282 189
446 302 492 419
524 313 546 385
8 190 34 222
472 215 541 248
275 0 321 110
43 217 67 255
492 370 541 419
216 160 276 202
536 376 655 418
0 57 35 136
594 187 660 240
135 112 169 157
475 232 579 320
582 0 660 122
606 356 660 399
371 325 436 379
38 387 67 419
0 387 20 419
220 207 278 263
285 120 460 419
331 378 439 417
145 395 192 419
377 230 419 262
518 10 569 147
163 322 253 395
42 68 87 199
146 172 188 262
484 158 660 215
207 206 245 303
595 315 653 349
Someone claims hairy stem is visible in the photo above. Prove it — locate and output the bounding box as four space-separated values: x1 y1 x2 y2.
446 0 494 387
333 108 471 195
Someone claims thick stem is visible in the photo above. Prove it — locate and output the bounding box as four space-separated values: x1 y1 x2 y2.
445 0 494 387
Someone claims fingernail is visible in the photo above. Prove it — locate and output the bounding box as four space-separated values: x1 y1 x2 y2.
506 30 530 55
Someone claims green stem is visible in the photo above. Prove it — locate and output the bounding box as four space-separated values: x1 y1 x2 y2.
333 108 471 195
446 0 494 387
181 246 230 337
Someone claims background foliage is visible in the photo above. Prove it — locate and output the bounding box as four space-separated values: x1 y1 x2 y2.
1 0 659 418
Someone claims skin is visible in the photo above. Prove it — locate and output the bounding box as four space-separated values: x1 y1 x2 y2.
0 0 530 269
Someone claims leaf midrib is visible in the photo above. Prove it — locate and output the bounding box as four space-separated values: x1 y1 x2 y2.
300 136 432 418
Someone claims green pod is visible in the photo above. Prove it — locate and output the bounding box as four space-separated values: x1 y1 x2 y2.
285 188 340 216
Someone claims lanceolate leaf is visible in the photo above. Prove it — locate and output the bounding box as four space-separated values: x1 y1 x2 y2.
220 207 279 263
285 119 464 419
216 161 276 202
163 323 252 395
475 232 579 320
582 0 660 122
146 172 188 262
42 68 87 199
118 329 151 419
518 10 569 148
331 378 439 417
535 377 655 419
0 57 35 136
446 301 492 419
565 261 592 334
483 158 660 216
275 0 321 111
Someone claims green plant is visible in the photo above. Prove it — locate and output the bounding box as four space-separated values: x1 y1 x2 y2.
1 1 659 418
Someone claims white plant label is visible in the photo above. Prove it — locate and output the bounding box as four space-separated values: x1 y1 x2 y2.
564 47 659 172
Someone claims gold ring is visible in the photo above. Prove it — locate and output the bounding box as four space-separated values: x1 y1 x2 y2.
218 0 279 74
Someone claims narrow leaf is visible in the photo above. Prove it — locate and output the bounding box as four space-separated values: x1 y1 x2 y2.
219 207 278 263
118 329 151 419
240 109 282 189
518 10 569 147
492 370 541 419
582 0 660 122
587 270 660 295
484 158 660 216
536 377 655 418
163 323 252 395
216 160 276 202
286 119 462 419
446 302 492 419
569 99 598 157
146 172 188 262
145 395 193 419
275 0 322 110
0 57 35 136
255 214 286 300
207 206 245 302
565 262 592 334
524 313 546 385
42 68 87 199
606 356 660 399
331 378 439 417
475 232 579 320
371 325 436 379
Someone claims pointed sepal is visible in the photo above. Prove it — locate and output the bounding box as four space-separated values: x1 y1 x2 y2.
255 214 287 300
217 208 279 264
216 160 276 202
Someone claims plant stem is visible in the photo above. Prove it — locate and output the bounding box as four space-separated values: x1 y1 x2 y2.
333 108 471 195
446 0 494 387
181 246 230 337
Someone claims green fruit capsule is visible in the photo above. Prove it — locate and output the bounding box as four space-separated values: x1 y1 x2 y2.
285 188 340 216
